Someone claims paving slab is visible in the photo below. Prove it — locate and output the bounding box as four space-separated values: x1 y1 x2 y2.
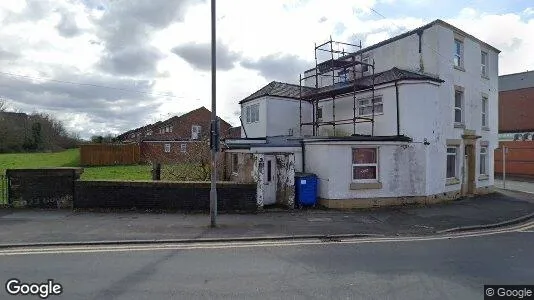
0 190 533 246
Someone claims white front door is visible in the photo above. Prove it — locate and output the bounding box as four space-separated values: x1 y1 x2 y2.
263 155 277 205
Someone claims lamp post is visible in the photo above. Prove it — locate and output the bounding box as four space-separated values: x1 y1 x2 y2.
209 0 218 228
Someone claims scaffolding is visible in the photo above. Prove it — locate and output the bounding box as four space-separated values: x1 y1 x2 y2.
299 37 377 137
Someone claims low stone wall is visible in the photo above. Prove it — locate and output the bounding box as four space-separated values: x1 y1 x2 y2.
74 180 257 212
6 168 84 208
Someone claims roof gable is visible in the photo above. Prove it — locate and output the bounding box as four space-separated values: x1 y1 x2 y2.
239 81 317 104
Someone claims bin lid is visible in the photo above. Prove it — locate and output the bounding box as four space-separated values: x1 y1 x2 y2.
295 172 316 178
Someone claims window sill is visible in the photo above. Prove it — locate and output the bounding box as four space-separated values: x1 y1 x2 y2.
454 65 465 72
446 178 460 186
478 175 489 181
350 182 382 190
454 123 465 129
481 75 490 80
360 112 384 118
482 126 490 131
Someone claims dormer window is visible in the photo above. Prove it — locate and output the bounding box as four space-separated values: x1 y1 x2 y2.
245 104 259 123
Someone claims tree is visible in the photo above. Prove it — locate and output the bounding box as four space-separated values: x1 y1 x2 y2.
0 99 6 112
91 135 104 144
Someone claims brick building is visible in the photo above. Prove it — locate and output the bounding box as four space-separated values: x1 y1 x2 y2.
496 71 534 178
117 106 239 164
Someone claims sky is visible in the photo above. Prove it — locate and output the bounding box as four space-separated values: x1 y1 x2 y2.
0 0 533 139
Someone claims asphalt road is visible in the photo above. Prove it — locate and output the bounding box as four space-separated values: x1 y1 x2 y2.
1 229 533 300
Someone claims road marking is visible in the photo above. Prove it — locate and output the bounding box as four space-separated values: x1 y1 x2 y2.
0 223 532 256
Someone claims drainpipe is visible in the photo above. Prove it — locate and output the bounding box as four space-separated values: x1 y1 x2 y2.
395 81 400 136
300 140 306 173
417 30 424 73
239 116 248 138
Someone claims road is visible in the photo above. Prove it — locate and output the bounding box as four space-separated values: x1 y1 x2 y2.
1 224 534 300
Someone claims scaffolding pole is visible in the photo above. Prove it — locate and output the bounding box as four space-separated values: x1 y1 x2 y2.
298 38 377 137
299 74 302 136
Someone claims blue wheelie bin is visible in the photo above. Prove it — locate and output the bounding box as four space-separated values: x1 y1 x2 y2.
295 173 318 207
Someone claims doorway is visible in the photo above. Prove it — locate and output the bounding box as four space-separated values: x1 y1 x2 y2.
463 144 476 195
263 155 277 205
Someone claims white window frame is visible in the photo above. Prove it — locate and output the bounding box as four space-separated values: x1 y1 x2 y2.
246 104 259 123
481 96 488 128
191 125 201 140
446 146 458 179
338 70 349 83
180 143 187 153
361 56 370 73
479 146 488 175
358 97 383 116
481 51 488 77
316 106 323 121
454 39 463 68
245 106 251 123
454 89 464 124
164 143 171 153
352 147 379 183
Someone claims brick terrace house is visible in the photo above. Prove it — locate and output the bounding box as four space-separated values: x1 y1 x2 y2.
117 106 239 164
495 71 534 178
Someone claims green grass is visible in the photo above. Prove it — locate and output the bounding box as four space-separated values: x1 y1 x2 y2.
0 148 80 175
0 148 151 180
81 165 152 181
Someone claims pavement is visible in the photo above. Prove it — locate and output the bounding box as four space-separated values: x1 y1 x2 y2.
495 179 534 194
1 187 534 247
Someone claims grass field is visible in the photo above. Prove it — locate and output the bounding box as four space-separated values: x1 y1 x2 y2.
0 148 151 180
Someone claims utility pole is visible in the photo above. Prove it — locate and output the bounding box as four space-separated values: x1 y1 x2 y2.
502 145 507 189
209 0 218 228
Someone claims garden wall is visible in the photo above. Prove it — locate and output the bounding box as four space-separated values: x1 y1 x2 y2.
74 180 257 212
6 168 83 208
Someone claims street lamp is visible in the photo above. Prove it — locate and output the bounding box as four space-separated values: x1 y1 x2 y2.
209 0 218 228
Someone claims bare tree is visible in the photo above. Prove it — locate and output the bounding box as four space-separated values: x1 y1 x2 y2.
0 98 6 112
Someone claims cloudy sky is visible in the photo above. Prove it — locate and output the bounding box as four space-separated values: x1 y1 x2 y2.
0 0 533 139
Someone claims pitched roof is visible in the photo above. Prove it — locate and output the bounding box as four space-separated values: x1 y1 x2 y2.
117 106 232 140
302 67 443 100
239 81 317 104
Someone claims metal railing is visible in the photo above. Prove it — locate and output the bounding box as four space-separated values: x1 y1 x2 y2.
0 175 7 205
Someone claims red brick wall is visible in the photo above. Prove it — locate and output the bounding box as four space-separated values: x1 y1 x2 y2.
495 141 534 177
499 87 534 133
150 107 233 141
140 141 210 164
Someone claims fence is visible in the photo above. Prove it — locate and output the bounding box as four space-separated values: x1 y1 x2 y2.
495 141 534 178
80 143 140 166
0 175 7 205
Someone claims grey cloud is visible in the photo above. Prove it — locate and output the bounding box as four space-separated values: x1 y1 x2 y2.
95 0 203 76
0 49 18 61
4 0 51 23
99 46 164 76
171 42 241 71
0 72 169 138
56 10 81 38
319 16 328 23
240 53 312 83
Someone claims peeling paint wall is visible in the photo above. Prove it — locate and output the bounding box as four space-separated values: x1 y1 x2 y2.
305 142 427 199
252 154 265 208
275 154 295 208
